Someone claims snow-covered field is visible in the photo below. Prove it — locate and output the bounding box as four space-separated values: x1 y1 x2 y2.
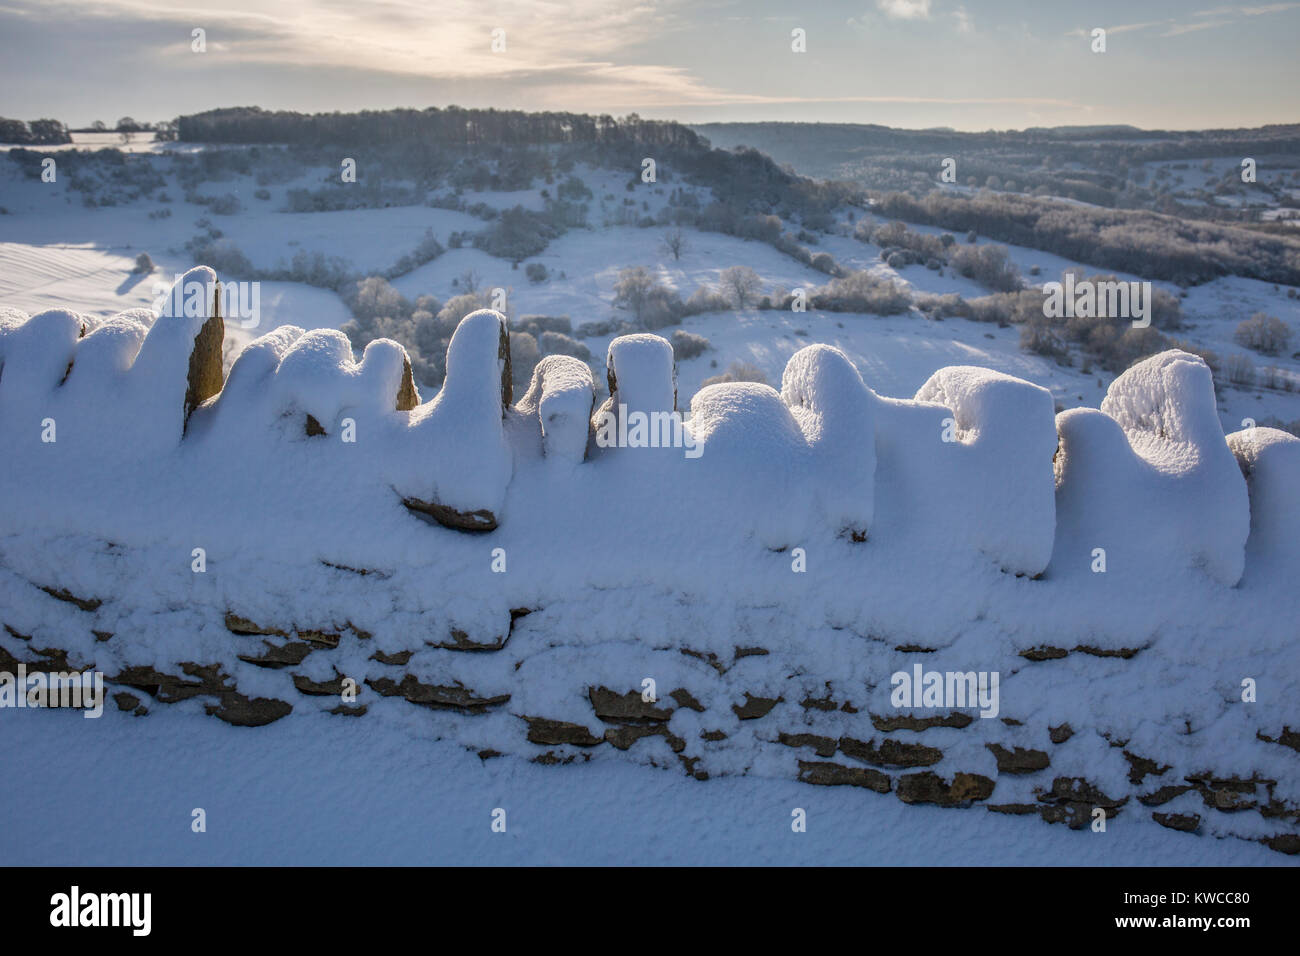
1 146 1298 866
3 150 1296 427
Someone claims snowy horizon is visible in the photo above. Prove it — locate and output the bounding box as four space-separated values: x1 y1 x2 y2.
0 0 1298 131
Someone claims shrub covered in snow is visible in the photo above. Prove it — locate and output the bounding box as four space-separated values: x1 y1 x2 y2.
1223 352 1256 385
537 330 590 361
473 205 558 262
510 331 540 393
515 315 572 336
950 243 1022 292
1233 312 1292 356
438 293 488 331
670 330 710 360
612 267 685 330
701 360 767 388
682 284 733 315
806 270 912 316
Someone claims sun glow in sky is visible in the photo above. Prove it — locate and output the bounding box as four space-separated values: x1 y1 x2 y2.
0 0 1296 130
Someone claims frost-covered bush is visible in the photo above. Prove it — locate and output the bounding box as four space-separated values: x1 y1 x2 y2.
670 330 710 360
510 330 540 392
389 229 445 277
1224 352 1256 385
515 316 572 343
1234 313 1292 355
810 270 911 315
208 193 242 216
473 206 558 261
702 360 767 387
914 292 969 319
538 330 590 361
950 244 1022 292
612 266 685 329
574 319 632 339
284 250 353 289
1020 320 1068 361
438 293 489 332
809 251 838 275
184 236 254 276
133 252 154 274
556 175 592 201
347 276 411 325
683 284 733 315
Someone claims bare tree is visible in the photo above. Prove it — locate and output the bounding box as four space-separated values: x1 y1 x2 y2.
458 268 481 294
720 265 762 309
660 228 689 261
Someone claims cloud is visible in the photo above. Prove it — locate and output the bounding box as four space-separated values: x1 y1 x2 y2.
1 0 736 109
1162 19 1232 35
1196 2 1300 15
951 5 973 33
875 0 932 21
8 0 691 81
1064 20 1164 37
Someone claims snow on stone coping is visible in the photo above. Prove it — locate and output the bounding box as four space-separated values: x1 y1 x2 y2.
1056 351 1251 586
1226 425 1300 567
0 269 1291 586
514 354 595 466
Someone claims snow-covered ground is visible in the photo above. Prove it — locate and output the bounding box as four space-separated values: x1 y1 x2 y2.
2 146 1298 866
0 704 1279 866
3 147 1298 428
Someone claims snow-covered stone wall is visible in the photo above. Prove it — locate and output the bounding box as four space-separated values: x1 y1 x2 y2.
2 268 1297 857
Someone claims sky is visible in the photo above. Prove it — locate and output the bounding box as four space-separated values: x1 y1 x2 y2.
0 0 1296 132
